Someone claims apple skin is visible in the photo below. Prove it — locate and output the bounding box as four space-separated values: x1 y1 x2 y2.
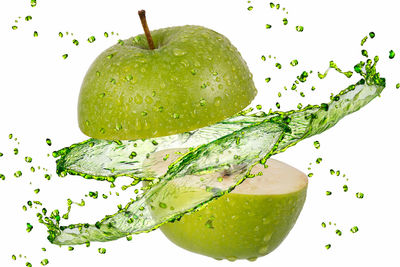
78 25 257 140
159 184 307 261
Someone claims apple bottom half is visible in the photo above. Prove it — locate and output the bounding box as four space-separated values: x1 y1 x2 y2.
158 186 307 261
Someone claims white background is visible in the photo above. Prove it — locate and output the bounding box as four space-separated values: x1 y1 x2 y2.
1 0 400 266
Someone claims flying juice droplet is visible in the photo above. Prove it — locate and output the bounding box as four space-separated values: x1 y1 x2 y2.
290 59 298 66
283 18 288 25
31 0 37 7
40 259 49 266
265 24 272 29
98 248 107 254
325 244 331 250
62 54 68 59
314 141 320 149
355 192 364 199
389 50 395 59
350 226 359 233
343 185 348 192
72 39 79 46
247 6 253 11
46 138 52 146
26 223 33 232
88 36 96 43
295 26 304 32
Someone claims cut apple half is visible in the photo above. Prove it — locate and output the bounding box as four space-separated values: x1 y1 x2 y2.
144 148 308 261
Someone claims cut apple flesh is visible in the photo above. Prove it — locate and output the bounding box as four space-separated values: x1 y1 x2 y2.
143 148 308 261
143 147 308 196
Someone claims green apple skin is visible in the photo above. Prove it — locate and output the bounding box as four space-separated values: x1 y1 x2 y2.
78 25 257 140
159 186 307 261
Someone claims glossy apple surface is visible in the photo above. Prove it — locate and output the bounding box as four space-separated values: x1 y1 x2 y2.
78 25 257 140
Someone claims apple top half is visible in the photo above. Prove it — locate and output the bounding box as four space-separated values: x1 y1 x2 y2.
78 25 257 140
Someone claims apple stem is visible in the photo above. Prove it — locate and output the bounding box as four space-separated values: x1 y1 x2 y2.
138 10 155 50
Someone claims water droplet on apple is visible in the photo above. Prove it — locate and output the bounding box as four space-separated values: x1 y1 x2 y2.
173 48 186 56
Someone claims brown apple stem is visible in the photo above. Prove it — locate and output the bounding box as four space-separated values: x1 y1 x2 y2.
138 10 155 50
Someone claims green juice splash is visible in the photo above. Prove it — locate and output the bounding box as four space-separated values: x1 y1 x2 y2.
45 57 384 245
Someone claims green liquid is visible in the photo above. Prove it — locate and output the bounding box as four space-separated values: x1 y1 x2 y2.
44 57 385 245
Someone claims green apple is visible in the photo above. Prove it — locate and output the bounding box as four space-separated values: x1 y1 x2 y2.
78 25 257 140
144 148 308 261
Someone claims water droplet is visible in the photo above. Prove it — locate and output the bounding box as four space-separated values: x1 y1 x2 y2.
12 26 18 30
104 32 109 38
295 25 304 32
350 226 359 233
40 259 49 266
314 141 320 149
326 191 332 196
87 36 96 43
335 229 342 236
172 48 186 56
389 50 395 59
98 248 106 254
325 244 331 250
26 223 33 232
25 16 33 21
290 59 298 66
247 6 253 11
33 31 38 37
14 171 22 178
14 148 19 155
265 24 272 29
396 83 400 89
355 192 364 199
275 63 282 69
0 174 5 180
369 32 375 38
261 55 266 61
31 0 37 7
46 138 52 146
34 188 40 194
265 77 271 83
62 54 68 59
72 39 79 46
321 222 326 228
283 18 288 25
270 2 275 8
25 156 32 163
275 102 280 109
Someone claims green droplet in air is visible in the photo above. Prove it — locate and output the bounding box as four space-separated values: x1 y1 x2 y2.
314 141 320 149
396 83 400 89
26 223 33 232
265 24 272 29
336 170 340 176
261 55 266 61
14 148 19 155
26 262 32 267
129 151 137 159
40 259 49 266
275 63 282 69
247 6 253 11
321 222 326 228
104 32 109 38
30 166 35 172
278 92 282 97
270 2 275 8
59 32 63 38
31 0 37 7
307 173 313 177
276 3 280 9
335 229 342 236
12 26 18 30
350 226 359 233
325 244 331 250
343 185 348 192
295 26 304 32
326 191 332 196
275 102 280 109
25 16 33 21
34 188 40 194
44 174 51 180
33 31 38 37
256 104 262 110
14 171 22 178
283 18 288 25
389 50 395 59
68 246 74 251
126 235 132 241
12 255 16 260
0 174 5 180
62 54 68 59
9 134 13 139
46 138 52 146
361 35 368 46
118 39 125 45
369 32 375 38
316 157 322 164
88 36 96 43
361 49 368 57
330 169 335 175
300 92 305 97
355 192 364 199
0 152 3 157
72 39 79 46
265 77 271 83
297 103 303 109
290 59 298 66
